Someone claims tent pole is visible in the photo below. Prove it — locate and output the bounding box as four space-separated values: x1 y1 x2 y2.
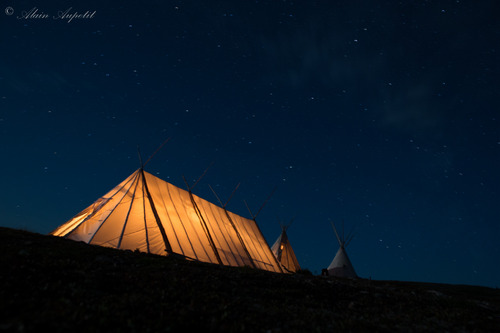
137 145 144 168
224 183 240 208
190 161 214 191
143 137 171 168
244 200 255 220
330 221 343 247
254 186 277 220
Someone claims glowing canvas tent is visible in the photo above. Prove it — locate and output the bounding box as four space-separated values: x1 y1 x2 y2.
327 222 358 278
271 222 300 273
51 168 283 273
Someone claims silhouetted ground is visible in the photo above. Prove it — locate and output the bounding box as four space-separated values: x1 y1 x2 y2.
1 227 499 332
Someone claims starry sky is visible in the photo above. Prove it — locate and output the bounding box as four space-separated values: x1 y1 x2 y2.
1 1 499 288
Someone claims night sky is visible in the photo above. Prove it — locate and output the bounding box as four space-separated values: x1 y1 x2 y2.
1 1 499 288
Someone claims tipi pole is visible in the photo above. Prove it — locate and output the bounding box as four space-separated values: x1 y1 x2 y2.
330 221 343 247
143 137 171 168
190 161 214 191
137 145 144 167
254 186 277 220
224 183 240 208
345 233 356 248
244 200 254 220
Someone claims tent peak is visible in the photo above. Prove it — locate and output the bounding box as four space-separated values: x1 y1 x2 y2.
271 220 300 273
137 145 144 169
330 220 355 248
278 215 296 231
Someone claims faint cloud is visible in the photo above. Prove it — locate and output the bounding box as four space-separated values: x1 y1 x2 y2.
0 64 69 95
381 84 442 132
261 27 360 88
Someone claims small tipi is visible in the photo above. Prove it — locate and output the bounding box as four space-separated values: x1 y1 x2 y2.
50 167 283 273
271 220 300 273
327 221 358 278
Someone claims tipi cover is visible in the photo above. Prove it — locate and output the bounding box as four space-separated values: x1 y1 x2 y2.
327 247 357 278
271 226 300 273
51 168 283 273
327 222 358 278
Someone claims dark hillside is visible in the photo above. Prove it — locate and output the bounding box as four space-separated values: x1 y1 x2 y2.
1 227 499 332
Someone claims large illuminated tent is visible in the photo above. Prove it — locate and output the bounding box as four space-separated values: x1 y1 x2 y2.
271 220 301 273
50 165 283 273
327 222 358 278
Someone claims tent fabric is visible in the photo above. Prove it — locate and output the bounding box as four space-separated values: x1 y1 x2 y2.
327 247 357 278
51 169 283 273
271 228 301 273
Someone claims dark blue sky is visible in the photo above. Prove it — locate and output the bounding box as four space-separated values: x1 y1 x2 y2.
1 1 499 287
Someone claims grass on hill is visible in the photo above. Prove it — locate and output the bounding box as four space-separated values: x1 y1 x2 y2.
1 227 499 332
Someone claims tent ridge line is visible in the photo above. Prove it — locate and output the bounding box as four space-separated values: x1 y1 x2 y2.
116 174 141 249
189 191 223 265
88 171 140 244
183 174 223 265
222 211 256 268
59 172 136 239
141 184 151 254
245 198 284 273
165 184 196 258
252 215 284 274
201 197 237 264
209 185 256 269
276 237 283 262
141 168 173 254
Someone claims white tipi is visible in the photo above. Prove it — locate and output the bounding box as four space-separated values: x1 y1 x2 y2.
327 221 358 278
271 220 300 273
